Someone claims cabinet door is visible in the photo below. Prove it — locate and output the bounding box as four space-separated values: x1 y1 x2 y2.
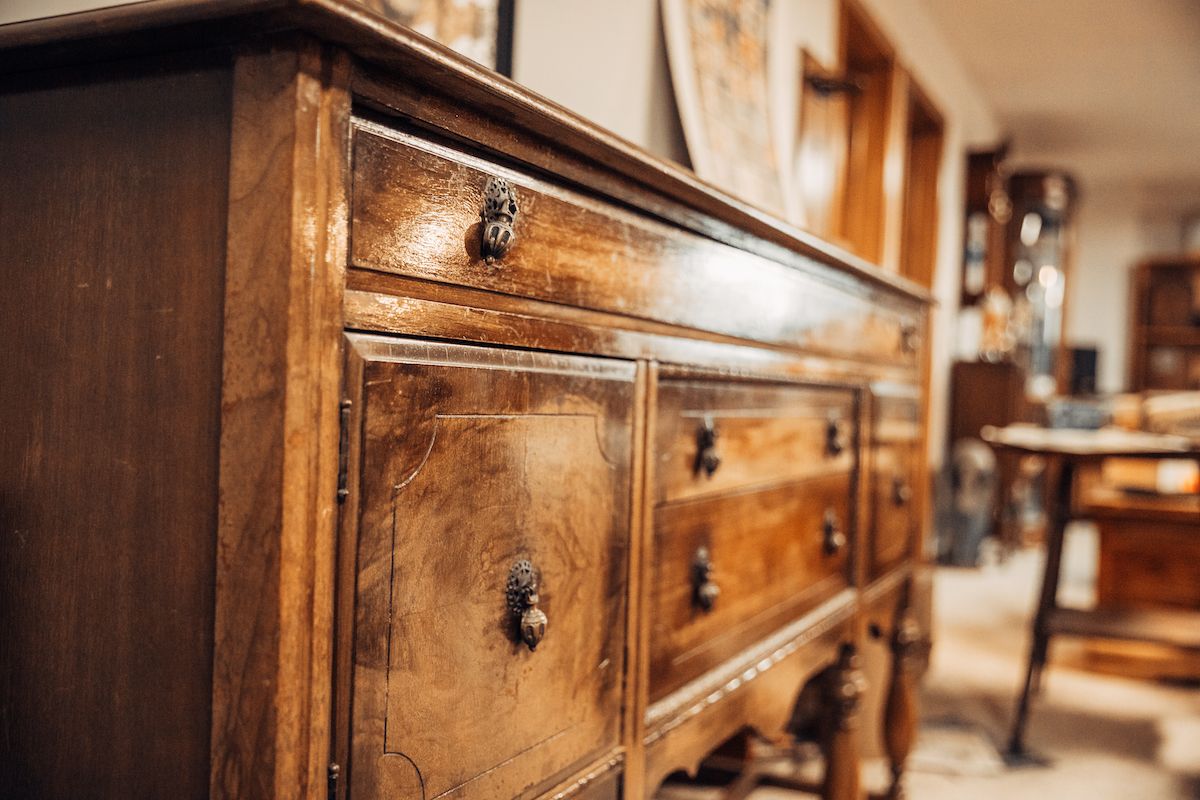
339 335 635 800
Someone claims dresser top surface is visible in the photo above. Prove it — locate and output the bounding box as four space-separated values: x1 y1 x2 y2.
0 0 932 304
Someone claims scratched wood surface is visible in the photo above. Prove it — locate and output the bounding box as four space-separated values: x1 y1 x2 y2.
341 335 634 800
349 125 922 368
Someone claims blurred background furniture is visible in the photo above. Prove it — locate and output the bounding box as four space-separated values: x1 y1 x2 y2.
947 162 1080 557
1129 258 1200 391
982 425 1200 761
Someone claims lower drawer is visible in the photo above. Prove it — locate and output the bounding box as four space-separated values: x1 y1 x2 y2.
869 441 917 578
648 472 853 703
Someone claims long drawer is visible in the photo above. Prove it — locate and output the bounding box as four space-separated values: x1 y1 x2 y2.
341 334 634 800
349 121 923 366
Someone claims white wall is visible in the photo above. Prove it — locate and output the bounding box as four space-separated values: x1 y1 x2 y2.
1066 184 1187 393
512 0 688 164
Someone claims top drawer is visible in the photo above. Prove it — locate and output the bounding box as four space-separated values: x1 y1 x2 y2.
350 122 923 366
655 378 857 505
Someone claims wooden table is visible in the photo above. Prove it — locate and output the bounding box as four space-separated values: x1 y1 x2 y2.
980 425 1200 761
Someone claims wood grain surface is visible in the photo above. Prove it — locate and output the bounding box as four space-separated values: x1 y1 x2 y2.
341 335 635 800
654 379 857 505
0 55 231 799
349 125 922 367
649 473 854 703
212 38 350 800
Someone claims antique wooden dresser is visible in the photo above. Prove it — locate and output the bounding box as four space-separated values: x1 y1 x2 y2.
0 2 932 798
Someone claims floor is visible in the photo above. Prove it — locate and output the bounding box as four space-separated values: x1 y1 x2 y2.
757 527 1200 799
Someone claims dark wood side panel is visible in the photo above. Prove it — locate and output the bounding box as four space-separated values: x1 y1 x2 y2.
0 57 232 798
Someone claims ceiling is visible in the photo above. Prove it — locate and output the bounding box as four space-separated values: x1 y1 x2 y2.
921 0 1200 209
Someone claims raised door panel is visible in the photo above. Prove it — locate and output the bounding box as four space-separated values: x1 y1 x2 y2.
342 335 635 800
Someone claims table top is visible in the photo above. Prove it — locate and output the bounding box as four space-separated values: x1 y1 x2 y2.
981 424 1200 459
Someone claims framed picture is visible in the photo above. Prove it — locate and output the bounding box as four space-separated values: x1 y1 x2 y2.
358 0 516 76
661 0 784 214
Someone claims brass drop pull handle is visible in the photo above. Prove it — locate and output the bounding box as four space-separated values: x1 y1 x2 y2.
893 476 913 507
506 559 547 651
900 323 920 354
825 416 848 457
822 509 846 556
692 546 720 612
695 416 721 477
481 176 519 264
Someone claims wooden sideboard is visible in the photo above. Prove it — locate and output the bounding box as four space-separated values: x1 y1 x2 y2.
0 3 932 799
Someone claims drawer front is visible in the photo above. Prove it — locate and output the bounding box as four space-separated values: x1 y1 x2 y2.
350 123 923 366
655 379 857 505
343 335 634 800
870 442 917 577
648 472 853 703
869 389 921 579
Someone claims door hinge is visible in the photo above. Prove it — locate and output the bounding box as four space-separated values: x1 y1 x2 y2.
327 762 341 800
337 398 352 504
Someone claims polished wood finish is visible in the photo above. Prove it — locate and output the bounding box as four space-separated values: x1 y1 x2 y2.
796 49 851 243
642 595 857 796
213 39 350 799
898 78 944 290
0 56 231 799
0 4 935 799
654 380 857 504
838 0 897 266
881 602 920 799
340 335 633 800
869 444 916 578
650 473 855 701
821 644 866 800
350 125 922 367
868 390 921 581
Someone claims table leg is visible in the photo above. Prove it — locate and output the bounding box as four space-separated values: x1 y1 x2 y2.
1007 460 1075 761
822 643 867 800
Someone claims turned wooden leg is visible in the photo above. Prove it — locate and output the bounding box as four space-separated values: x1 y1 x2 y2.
821 643 867 800
883 608 921 799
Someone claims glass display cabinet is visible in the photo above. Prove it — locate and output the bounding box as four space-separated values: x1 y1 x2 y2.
1004 171 1078 401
